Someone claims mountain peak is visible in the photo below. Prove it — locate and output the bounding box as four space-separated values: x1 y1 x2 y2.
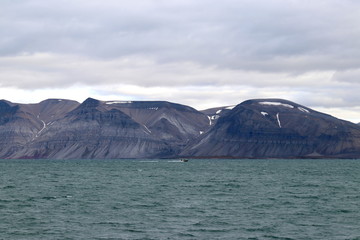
0 100 19 125
80 98 101 108
236 99 315 116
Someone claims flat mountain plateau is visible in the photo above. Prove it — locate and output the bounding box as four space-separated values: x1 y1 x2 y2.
1 98 360 159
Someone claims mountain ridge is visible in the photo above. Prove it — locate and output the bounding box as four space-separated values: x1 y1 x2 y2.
1 97 360 159
181 99 360 159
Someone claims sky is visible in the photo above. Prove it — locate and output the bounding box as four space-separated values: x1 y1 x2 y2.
1 0 360 122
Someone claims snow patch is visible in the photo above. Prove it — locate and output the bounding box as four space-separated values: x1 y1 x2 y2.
38 120 46 134
207 116 212 126
211 115 220 120
259 102 294 108
33 119 47 140
225 105 236 110
298 107 310 113
216 109 222 114
106 101 133 105
148 107 159 110
261 111 268 116
142 124 152 134
276 113 282 128
200 131 204 135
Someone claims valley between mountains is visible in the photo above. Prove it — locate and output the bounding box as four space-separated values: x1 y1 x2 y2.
1 97 360 159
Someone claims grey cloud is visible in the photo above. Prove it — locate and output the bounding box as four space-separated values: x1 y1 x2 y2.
0 53 335 90
332 69 360 84
2 0 360 122
2 0 360 73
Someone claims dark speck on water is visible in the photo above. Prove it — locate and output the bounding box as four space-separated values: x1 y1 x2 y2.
1 159 360 239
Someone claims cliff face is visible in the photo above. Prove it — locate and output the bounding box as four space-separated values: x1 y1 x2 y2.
0 98 210 159
102 101 210 143
1 97 360 159
17 98 152 158
182 99 360 158
0 99 80 158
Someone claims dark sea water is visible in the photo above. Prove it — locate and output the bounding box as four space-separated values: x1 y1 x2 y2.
1 159 360 240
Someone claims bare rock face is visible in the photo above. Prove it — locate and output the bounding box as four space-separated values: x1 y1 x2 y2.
182 99 360 158
19 98 169 159
0 100 25 158
0 98 210 159
0 99 80 158
0 100 18 125
201 105 236 126
102 101 210 143
2 97 360 159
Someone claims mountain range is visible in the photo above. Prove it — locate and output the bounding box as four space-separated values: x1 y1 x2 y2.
1 97 360 159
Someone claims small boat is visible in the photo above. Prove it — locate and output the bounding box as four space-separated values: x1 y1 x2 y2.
180 159 188 162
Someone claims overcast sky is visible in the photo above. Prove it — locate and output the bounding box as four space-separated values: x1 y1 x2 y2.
1 0 360 121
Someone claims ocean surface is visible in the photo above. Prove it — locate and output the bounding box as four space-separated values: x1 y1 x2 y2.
1 159 360 240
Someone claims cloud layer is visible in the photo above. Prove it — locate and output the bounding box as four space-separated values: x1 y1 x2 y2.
1 0 360 121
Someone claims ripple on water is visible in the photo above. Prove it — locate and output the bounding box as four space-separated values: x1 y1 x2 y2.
0 159 360 239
